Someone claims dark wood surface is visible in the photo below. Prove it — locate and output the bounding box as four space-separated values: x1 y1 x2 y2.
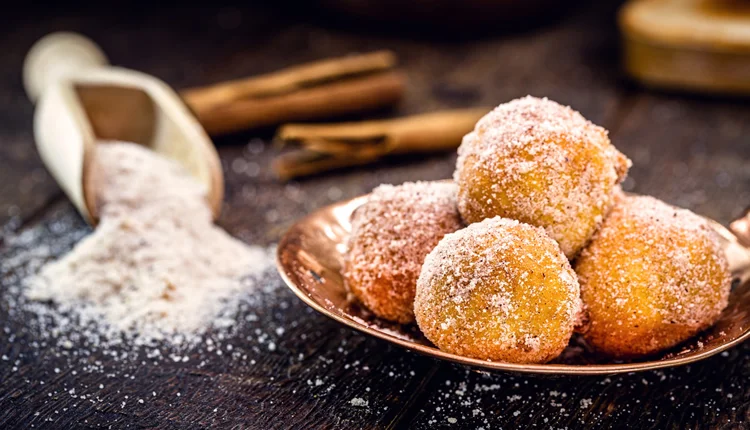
2 2 750 429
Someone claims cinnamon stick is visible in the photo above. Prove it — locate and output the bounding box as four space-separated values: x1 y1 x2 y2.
273 107 488 181
180 51 406 135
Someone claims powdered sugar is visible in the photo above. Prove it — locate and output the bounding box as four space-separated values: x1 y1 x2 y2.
24 142 272 345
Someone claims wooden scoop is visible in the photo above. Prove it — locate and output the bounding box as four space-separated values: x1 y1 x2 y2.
24 33 406 223
24 32 224 224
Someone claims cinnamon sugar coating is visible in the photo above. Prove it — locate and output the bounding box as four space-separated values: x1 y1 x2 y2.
575 194 731 358
414 217 583 363
454 96 631 259
344 181 463 323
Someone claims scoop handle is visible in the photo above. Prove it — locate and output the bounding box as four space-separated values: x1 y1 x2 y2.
729 207 750 248
23 32 110 103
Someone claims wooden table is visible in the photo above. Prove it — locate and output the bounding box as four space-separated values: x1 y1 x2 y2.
1 2 749 429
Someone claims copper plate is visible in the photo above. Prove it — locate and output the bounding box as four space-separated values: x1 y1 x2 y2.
277 194 750 375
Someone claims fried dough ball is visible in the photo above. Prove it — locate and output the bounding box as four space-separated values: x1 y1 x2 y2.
575 194 732 358
414 217 583 363
344 181 463 323
454 96 631 259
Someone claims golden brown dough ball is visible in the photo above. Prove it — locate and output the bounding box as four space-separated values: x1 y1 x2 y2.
344 181 463 323
454 96 631 259
414 217 583 363
575 194 731 358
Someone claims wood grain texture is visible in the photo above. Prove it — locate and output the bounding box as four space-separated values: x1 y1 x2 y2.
0 2 749 429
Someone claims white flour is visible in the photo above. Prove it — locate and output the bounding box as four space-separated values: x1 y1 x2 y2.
26 142 272 344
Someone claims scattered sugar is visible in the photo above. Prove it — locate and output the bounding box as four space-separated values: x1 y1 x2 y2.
350 397 368 407
23 142 273 345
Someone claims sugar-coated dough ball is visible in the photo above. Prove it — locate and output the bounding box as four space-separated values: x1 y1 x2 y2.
575 194 732 358
344 181 463 323
454 96 631 259
414 217 583 363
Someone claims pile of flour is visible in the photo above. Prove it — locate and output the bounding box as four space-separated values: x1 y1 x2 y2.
27 141 271 343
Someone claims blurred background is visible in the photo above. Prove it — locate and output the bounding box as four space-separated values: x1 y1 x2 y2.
1 0 749 234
